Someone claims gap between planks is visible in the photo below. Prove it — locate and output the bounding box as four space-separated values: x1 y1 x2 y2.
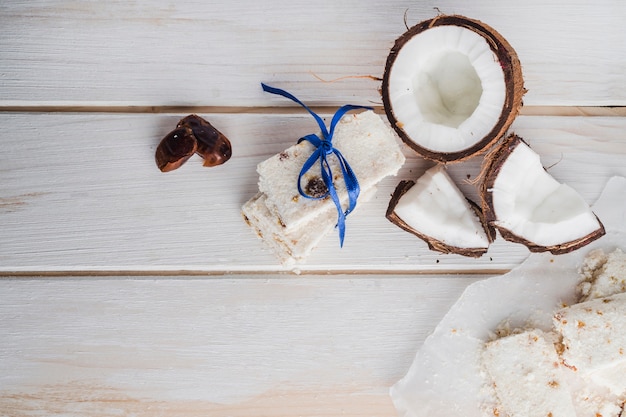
0 105 625 116
0 268 510 279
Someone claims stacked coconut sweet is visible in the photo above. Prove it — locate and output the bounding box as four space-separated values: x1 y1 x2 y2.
382 15 605 257
242 110 405 264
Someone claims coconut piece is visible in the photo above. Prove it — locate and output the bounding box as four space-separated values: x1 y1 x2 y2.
482 329 578 417
257 110 405 233
577 248 612 301
578 248 626 301
386 164 494 257
381 15 524 163
242 193 335 265
242 110 405 264
481 134 605 254
554 292 626 396
242 187 377 265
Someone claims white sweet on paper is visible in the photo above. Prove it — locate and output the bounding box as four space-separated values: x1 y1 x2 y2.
555 291 626 397
482 329 577 417
578 248 626 301
481 249 626 417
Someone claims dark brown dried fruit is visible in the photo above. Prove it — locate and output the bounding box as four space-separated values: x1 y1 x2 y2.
155 126 197 172
177 114 232 167
305 177 329 198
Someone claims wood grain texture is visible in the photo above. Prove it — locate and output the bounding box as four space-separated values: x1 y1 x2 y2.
1 0 625 107
1 113 624 273
0 275 485 416
2 1 626 415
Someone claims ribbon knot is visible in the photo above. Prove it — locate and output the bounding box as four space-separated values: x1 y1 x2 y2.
261 83 372 247
319 140 333 155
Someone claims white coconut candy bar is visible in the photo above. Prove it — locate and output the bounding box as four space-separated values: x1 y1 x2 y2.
242 187 377 265
554 291 626 396
257 110 405 233
242 193 333 265
482 329 577 417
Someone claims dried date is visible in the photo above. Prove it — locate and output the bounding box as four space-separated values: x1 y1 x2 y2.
155 126 197 172
155 114 232 172
177 115 232 167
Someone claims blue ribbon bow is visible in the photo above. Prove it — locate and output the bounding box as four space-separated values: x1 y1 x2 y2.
261 83 372 247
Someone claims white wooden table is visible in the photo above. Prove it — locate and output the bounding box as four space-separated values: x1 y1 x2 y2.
1 1 625 415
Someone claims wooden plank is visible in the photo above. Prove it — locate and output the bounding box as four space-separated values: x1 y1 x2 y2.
1 113 624 273
1 2 623 417
1 0 625 107
0 274 485 416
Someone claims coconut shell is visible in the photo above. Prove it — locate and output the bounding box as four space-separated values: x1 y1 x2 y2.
386 180 494 258
495 221 605 255
381 15 525 163
479 133 527 225
480 133 606 254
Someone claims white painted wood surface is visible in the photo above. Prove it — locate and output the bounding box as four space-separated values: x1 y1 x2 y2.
0 275 485 415
1 114 625 273
1 0 626 107
1 1 625 415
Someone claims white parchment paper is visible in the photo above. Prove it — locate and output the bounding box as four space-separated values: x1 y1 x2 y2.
390 176 626 417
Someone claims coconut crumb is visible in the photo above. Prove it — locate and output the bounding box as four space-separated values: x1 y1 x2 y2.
578 248 626 301
580 249 609 280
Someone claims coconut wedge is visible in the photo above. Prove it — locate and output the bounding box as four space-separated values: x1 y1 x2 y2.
481 134 605 254
387 165 494 257
382 15 524 163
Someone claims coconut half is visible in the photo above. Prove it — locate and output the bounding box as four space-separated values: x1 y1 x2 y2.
481 134 605 254
382 15 525 162
387 164 494 257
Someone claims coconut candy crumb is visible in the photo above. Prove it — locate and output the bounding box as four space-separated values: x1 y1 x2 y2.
577 248 626 301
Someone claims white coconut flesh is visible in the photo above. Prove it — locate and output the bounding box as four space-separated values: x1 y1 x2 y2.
490 142 602 247
393 165 490 249
387 25 506 153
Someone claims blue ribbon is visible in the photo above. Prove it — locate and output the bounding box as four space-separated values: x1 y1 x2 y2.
261 83 372 247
